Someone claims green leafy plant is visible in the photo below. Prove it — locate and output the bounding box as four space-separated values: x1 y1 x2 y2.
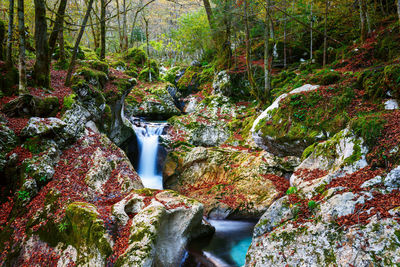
286 186 298 195
17 190 30 201
58 221 69 232
308 200 317 210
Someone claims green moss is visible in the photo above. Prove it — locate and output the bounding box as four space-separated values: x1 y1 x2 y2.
138 67 158 82
343 139 362 166
81 46 99 60
65 202 112 258
162 66 181 84
310 69 341 85
302 143 317 160
63 93 76 110
350 113 386 148
177 66 201 95
125 48 147 67
76 67 108 88
87 60 109 74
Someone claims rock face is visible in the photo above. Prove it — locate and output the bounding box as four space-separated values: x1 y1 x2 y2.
166 95 246 147
125 82 181 120
246 129 400 266
164 145 300 218
251 84 320 157
112 189 213 267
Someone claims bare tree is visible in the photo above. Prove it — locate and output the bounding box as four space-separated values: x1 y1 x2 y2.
65 0 95 86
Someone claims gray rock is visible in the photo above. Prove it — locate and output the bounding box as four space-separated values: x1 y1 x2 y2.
212 71 231 96
21 117 67 137
384 166 400 190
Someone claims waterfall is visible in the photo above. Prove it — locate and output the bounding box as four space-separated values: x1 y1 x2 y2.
132 121 166 189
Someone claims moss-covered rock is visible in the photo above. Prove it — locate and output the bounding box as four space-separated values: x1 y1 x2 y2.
75 67 108 88
125 82 181 120
138 67 158 82
2 95 59 117
310 69 341 85
124 48 147 67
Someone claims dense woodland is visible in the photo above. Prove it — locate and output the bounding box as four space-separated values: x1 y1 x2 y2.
1 0 400 266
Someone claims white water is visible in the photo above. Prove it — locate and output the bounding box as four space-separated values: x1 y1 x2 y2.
133 122 166 189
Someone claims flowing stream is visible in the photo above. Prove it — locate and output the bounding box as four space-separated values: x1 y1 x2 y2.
131 120 255 266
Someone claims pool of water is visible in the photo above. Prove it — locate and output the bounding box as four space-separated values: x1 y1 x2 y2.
186 220 255 266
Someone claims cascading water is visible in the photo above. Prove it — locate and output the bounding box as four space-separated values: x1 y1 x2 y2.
132 121 166 189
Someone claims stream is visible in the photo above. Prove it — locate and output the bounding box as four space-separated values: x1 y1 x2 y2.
131 120 255 267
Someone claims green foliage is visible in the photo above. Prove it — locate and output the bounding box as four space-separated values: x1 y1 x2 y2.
308 200 317 210
125 48 147 67
24 137 42 154
168 10 211 56
286 186 298 195
162 66 181 84
18 190 30 201
63 94 76 110
310 69 341 85
350 113 386 147
58 221 69 232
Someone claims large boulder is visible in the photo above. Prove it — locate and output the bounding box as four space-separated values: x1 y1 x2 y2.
112 189 213 267
0 123 17 170
246 129 400 266
164 145 300 219
125 82 181 120
251 84 320 157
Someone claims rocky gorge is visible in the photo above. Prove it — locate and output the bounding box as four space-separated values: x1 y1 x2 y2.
1 21 400 267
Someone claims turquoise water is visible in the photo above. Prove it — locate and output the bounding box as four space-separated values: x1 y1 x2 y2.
203 220 256 266
231 237 253 266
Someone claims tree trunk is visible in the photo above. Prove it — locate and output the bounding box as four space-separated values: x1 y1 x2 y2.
65 0 95 86
34 0 50 88
18 0 27 94
243 0 256 95
283 0 287 68
48 0 67 57
310 0 313 60
116 0 122 52
264 0 271 101
6 0 14 65
203 0 214 29
398 0 400 24
100 0 106 60
323 0 329 66
144 17 151 82
122 0 127 50
359 0 367 42
59 25 65 62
